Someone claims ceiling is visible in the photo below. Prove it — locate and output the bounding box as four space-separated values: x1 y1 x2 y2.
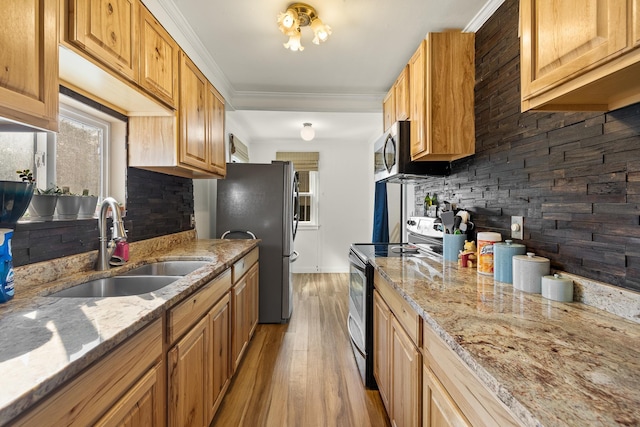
152 0 501 145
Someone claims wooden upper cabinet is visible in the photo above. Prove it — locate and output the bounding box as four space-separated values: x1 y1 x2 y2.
179 51 209 172
382 66 409 132
68 0 139 81
139 5 178 107
409 33 475 162
208 84 226 177
383 87 395 132
520 0 640 111
394 66 410 121
0 0 58 131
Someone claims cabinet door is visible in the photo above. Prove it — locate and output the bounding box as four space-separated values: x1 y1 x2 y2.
168 314 209 427
634 0 640 47
207 84 226 177
520 0 629 99
179 52 209 172
383 87 396 132
423 364 470 427
95 362 164 427
232 276 249 372
208 293 231 420
409 41 426 158
0 0 58 131
373 290 392 414
247 263 259 338
391 316 421 427
139 5 178 107
395 66 410 121
69 0 138 80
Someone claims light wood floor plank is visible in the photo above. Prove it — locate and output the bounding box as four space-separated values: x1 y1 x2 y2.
211 273 390 427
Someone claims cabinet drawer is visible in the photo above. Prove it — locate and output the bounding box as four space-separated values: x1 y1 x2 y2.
232 247 259 283
374 270 421 346
12 319 162 427
167 269 232 344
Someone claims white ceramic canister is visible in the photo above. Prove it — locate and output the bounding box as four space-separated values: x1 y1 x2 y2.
512 252 550 293
477 232 502 275
541 274 574 302
493 240 526 283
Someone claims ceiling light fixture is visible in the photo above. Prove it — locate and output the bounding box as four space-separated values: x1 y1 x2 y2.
300 123 315 141
277 3 331 52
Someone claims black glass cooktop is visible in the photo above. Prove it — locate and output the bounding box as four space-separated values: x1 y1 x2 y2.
351 242 442 264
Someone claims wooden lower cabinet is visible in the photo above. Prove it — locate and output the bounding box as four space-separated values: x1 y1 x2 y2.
374 289 421 427
208 293 232 418
11 319 164 427
391 316 421 427
374 290 392 411
423 364 470 427
168 314 209 427
231 250 259 372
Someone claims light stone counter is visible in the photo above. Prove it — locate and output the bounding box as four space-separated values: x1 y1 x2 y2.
0 231 258 425
372 252 640 427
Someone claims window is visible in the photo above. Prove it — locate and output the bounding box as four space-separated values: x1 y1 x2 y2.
0 92 127 219
276 151 319 228
229 134 249 163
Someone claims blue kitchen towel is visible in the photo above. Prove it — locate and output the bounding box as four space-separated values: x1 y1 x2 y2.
372 181 389 243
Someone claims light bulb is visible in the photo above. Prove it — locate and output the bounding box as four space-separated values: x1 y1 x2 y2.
284 32 304 51
310 18 331 44
300 123 315 141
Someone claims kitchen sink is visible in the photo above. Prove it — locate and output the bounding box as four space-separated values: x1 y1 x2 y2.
119 261 210 277
47 275 179 298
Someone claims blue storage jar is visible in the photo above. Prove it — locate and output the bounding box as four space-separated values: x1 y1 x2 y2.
494 240 526 283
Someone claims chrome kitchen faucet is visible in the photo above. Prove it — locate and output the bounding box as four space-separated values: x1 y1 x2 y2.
95 197 127 271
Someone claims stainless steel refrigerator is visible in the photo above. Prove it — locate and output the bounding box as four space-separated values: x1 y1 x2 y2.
216 161 299 323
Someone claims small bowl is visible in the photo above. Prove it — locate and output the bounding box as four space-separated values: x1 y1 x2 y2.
0 181 35 225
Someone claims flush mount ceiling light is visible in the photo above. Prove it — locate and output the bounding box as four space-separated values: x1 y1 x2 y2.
300 123 315 141
277 3 332 52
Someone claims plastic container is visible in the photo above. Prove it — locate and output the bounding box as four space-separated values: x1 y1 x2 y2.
512 252 550 293
0 229 15 303
443 234 466 262
494 240 526 283
541 274 573 302
477 232 501 275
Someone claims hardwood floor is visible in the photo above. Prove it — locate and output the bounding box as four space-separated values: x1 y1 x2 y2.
211 273 390 427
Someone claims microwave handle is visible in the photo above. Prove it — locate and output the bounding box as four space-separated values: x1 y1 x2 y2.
382 133 396 172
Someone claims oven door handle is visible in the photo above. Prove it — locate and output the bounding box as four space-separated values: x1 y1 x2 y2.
349 252 366 272
347 313 366 357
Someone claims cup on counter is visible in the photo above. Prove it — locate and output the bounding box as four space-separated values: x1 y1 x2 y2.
443 233 466 262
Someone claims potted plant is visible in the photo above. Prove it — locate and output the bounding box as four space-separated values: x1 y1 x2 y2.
28 184 61 221
55 187 82 220
0 170 35 226
78 189 98 219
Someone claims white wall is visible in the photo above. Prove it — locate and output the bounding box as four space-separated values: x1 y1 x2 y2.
251 139 374 273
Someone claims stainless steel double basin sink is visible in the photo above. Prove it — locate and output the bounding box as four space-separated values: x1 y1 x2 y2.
48 261 210 298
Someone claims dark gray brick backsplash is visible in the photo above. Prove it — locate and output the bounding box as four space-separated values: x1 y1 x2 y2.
414 0 640 291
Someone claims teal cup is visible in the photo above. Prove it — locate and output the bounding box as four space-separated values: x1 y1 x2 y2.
443 234 466 262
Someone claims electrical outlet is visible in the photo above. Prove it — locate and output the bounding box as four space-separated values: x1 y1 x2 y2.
190 214 195 228
511 216 523 240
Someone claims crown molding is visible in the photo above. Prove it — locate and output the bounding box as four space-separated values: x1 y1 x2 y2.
463 0 505 32
230 91 385 113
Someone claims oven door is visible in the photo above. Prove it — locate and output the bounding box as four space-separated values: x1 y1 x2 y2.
348 249 376 388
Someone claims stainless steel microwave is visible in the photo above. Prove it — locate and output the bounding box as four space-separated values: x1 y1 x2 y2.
373 121 450 183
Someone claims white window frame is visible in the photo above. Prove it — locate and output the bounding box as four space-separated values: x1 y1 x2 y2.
298 170 319 229
57 103 110 199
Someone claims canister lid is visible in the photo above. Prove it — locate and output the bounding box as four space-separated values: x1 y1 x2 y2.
513 252 549 263
494 240 525 249
542 273 572 284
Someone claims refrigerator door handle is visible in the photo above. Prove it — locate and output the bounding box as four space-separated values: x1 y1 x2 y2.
290 251 299 263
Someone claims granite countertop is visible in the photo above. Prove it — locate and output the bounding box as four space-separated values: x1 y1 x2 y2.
0 232 258 425
372 252 640 427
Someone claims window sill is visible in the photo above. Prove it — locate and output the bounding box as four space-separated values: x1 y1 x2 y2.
298 223 319 231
